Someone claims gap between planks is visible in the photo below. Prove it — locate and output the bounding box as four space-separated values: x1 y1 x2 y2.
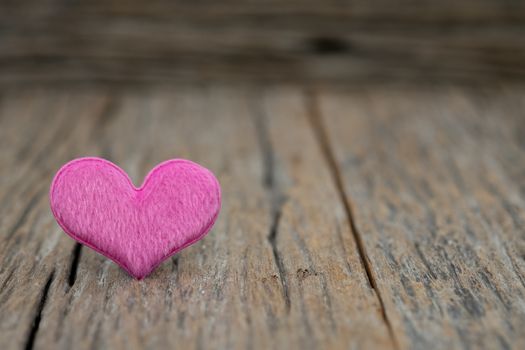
252 100 291 312
304 89 400 350
24 270 55 350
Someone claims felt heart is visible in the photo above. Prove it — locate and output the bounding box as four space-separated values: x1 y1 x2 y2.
50 157 221 279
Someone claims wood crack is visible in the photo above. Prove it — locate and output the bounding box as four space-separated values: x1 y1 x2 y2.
67 243 82 287
305 90 400 350
252 98 275 189
0 269 15 296
267 204 291 311
24 270 54 350
252 100 291 312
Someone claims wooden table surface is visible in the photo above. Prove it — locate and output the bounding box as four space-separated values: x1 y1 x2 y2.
0 84 524 350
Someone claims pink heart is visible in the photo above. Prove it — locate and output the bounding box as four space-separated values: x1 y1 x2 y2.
49 157 221 279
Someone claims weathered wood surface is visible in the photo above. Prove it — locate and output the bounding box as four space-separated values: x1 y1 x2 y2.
0 85 524 350
316 88 525 349
1 0 525 84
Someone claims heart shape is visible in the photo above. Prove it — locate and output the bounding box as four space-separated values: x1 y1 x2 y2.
50 157 221 279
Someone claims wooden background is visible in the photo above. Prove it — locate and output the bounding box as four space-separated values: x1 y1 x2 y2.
1 1 525 350
1 0 525 84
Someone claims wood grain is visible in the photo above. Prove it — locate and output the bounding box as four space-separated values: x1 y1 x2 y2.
0 86 393 349
317 87 525 349
1 0 525 84
0 90 114 350
1 85 524 349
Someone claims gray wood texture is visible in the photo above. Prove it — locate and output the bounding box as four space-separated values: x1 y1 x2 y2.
317 88 525 349
0 85 524 349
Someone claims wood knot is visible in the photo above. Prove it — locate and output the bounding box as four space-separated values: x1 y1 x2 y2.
307 36 351 55
296 268 318 281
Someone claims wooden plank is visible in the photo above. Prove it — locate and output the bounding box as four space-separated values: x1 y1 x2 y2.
316 87 525 349
259 89 394 348
1 1 525 84
0 86 394 349
0 90 113 350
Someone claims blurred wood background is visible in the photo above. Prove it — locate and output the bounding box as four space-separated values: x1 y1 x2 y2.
1 0 525 84
1 1 525 350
